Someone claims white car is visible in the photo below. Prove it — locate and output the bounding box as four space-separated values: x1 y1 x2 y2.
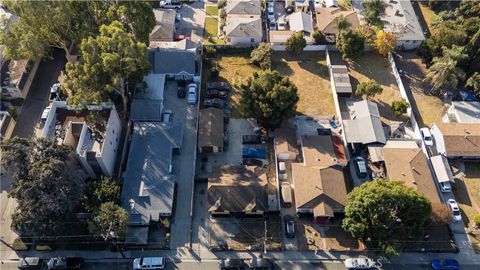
187 83 197 104
269 20 276 30
440 181 452 193
41 106 52 121
267 6 275 21
447 199 462 222
344 258 375 269
133 257 165 270
314 0 322 10
420 127 434 147
277 18 287 30
278 162 287 180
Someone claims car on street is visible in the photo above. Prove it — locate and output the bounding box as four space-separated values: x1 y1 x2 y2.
159 0 181 9
133 257 166 270
49 83 60 101
269 21 276 30
277 18 287 30
343 258 375 269
447 199 462 222
284 214 295 238
420 127 434 147
187 83 198 104
177 82 186 98
207 82 230 91
18 257 43 270
47 257 84 270
242 158 264 167
267 6 275 21
41 105 52 121
161 109 173 123
247 258 274 269
353 156 368 178
431 259 459 270
219 258 246 269
205 89 228 99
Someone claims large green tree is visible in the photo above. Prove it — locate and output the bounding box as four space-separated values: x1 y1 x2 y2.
336 30 366 60
1 137 84 236
343 179 432 255
285 32 307 55
250 43 273 70
424 54 466 94
89 202 129 240
466 72 480 95
85 176 122 212
334 15 352 33
355 79 383 98
362 0 385 28
391 99 409 117
240 70 299 129
62 21 150 113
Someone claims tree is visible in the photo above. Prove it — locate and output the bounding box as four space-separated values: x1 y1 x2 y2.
429 203 452 225
285 32 307 55
240 70 299 129
424 55 466 94
342 179 432 255
362 0 385 28
466 72 480 95
89 202 129 239
356 79 383 98
85 176 122 212
391 99 409 117
427 22 467 57
374 31 397 57
0 0 93 61
1 137 84 236
250 43 273 70
336 30 366 60
62 21 150 114
312 31 326 44
334 15 352 33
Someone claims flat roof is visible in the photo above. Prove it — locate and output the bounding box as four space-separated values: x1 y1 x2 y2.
343 100 387 144
198 108 224 148
331 65 353 94
451 101 480 124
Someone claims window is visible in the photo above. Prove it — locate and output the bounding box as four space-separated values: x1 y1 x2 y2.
251 38 255 43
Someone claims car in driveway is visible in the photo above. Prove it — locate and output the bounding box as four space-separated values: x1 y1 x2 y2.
47 257 84 270
447 199 462 222
284 214 295 238
242 135 265 144
41 105 52 121
187 83 198 104
269 21 276 30
353 156 368 178
242 158 263 167
278 161 287 180
343 258 375 269
206 89 228 99
133 257 165 270
431 259 459 270
177 82 186 98
18 257 43 270
267 6 275 21
207 82 230 91
439 181 452 193
204 98 231 112
219 258 246 269
277 18 287 30
161 110 173 123
247 258 274 269
420 127 434 147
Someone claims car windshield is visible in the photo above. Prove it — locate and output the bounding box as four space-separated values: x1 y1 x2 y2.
453 210 460 215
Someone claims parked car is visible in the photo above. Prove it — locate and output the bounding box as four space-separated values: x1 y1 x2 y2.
187 83 198 104
49 83 60 101
177 82 186 98
269 21 276 30
314 0 322 10
204 98 231 111
47 257 83 270
431 259 459 270
205 89 228 99
447 199 462 222
439 181 452 193
243 158 263 167
284 214 295 238
219 258 246 269
353 156 368 178
161 109 172 123
343 258 375 269
159 0 181 9
242 135 265 144
41 105 52 121
18 257 43 270
133 257 166 270
281 182 292 207
277 18 287 30
247 258 274 270
207 82 230 91
278 161 287 180
420 127 434 147
267 6 275 21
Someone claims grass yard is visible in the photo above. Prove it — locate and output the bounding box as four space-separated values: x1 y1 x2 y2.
204 17 218 38
272 52 335 117
206 5 219 16
417 3 437 32
347 52 406 123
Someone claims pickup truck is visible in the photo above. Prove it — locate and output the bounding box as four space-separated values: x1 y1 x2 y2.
160 0 182 9
47 257 84 270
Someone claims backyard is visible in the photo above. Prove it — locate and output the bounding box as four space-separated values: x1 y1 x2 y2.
203 5 226 45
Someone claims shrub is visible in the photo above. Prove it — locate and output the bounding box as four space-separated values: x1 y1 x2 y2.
312 31 326 44
474 215 480 225
391 99 409 116
211 65 220 77
204 46 217 58
35 245 54 251
250 43 273 69
12 238 28 251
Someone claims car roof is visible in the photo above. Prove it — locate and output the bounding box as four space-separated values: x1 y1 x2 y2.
140 257 164 265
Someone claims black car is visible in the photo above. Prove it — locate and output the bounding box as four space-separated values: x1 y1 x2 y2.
284 215 295 238
204 98 231 112
242 158 263 167
207 82 231 91
247 258 274 270
205 89 228 99
47 257 84 270
177 82 186 98
18 257 43 270
219 258 246 270
242 135 265 144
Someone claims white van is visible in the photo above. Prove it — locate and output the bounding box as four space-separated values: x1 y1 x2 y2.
281 182 292 207
133 257 165 270
278 162 287 180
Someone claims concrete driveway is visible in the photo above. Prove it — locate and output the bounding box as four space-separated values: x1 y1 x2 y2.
177 2 205 43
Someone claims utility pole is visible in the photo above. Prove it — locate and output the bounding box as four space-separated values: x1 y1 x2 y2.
263 219 267 255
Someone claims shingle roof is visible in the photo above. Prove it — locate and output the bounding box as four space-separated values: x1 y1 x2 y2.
148 47 195 75
273 127 299 158
343 100 387 144
226 0 262 15
149 9 176 42
316 8 359 36
226 16 262 38
435 122 480 157
288 12 313 33
198 108 224 149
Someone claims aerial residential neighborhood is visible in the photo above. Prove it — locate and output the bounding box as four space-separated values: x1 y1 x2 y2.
1 1 480 270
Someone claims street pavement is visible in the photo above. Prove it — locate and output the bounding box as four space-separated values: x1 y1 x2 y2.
11 49 66 138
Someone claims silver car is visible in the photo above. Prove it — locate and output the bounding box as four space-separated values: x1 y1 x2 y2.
187 83 197 104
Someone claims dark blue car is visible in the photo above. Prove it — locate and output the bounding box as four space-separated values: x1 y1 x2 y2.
431 259 459 270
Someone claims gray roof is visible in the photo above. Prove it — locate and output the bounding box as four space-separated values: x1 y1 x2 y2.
226 17 262 38
450 101 480 124
148 48 195 75
122 122 183 223
330 65 352 94
198 108 224 148
208 185 268 214
288 12 313 33
343 100 386 144
130 74 165 122
149 9 176 42
226 0 262 15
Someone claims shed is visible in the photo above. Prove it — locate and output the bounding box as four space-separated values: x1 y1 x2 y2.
430 155 454 183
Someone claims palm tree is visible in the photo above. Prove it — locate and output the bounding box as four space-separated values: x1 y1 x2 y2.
442 45 468 63
334 15 352 33
424 56 466 94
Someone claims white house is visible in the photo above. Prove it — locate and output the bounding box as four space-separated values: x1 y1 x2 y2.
225 0 263 46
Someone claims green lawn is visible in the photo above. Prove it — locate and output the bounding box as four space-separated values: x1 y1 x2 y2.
206 5 219 16
204 17 218 38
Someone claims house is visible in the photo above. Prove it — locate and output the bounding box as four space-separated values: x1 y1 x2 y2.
208 165 268 216
382 145 441 204
343 100 387 145
148 39 198 81
315 7 360 42
291 135 348 222
431 122 480 160
273 127 299 161
442 101 480 124
0 111 15 141
288 12 313 34
225 0 262 45
294 0 309 13
329 65 353 96
353 0 425 50
40 101 122 178
131 74 165 122
149 9 177 43
122 122 183 245
198 108 224 153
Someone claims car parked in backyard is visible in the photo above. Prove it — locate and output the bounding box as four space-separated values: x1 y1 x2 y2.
187 83 198 104
431 259 459 270
242 135 265 144
284 214 295 238
353 156 368 178
205 89 228 99
207 82 230 91
447 199 462 222
242 158 264 167
219 258 246 270
204 98 231 112
420 127 434 147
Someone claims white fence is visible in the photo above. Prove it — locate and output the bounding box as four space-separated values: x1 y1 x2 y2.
272 44 330 51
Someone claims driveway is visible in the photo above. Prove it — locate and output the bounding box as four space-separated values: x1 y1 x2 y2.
12 49 66 138
163 81 198 250
177 2 206 43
